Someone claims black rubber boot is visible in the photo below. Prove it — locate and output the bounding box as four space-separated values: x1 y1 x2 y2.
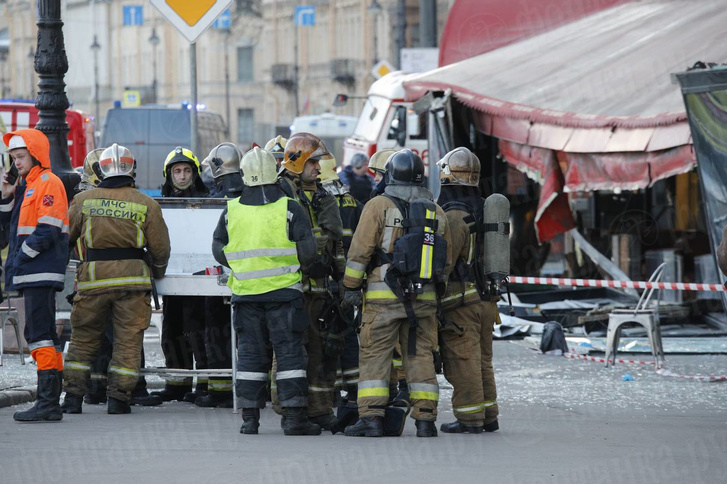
14 370 63 422
440 420 484 434
484 419 499 432
240 408 260 435
61 393 84 414
309 412 338 431
108 397 131 414
331 404 359 434
415 420 438 437
84 393 107 405
183 382 208 403
392 379 410 407
195 392 233 408
130 390 163 406
151 385 190 402
345 416 384 437
281 407 322 436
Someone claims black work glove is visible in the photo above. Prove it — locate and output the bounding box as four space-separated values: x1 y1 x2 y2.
307 254 331 279
65 291 77 306
341 289 363 310
322 329 346 358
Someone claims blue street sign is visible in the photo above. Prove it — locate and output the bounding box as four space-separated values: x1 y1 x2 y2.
213 9 231 29
295 5 315 26
123 5 144 26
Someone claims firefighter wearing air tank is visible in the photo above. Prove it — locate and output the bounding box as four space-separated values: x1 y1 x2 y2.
279 132 346 431
436 147 502 433
62 144 170 415
195 142 246 409
343 149 453 438
212 147 320 435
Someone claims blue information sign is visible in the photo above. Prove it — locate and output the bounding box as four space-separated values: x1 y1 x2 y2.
213 9 231 29
123 5 144 26
294 5 316 26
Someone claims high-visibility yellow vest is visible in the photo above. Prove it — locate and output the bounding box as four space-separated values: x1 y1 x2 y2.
224 197 302 296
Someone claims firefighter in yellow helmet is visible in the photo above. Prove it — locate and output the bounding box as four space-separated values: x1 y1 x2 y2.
61 143 170 415
76 148 105 192
152 147 210 403
213 147 320 435
436 147 500 433
343 149 452 438
369 148 397 199
276 132 345 430
265 135 287 165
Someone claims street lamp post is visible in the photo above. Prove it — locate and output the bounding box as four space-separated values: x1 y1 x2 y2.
148 27 160 104
28 47 35 99
90 35 101 128
35 0 79 199
368 0 383 65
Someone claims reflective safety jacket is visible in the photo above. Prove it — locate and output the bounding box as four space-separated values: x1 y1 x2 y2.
68 186 170 295
224 197 302 296
343 192 453 305
0 130 69 291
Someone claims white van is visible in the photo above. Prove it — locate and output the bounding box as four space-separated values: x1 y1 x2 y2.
290 113 357 162
341 71 428 168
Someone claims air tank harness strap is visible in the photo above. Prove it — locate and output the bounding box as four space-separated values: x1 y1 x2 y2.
482 222 510 234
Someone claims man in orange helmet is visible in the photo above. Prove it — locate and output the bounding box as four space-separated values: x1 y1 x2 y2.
278 132 345 430
1 129 69 422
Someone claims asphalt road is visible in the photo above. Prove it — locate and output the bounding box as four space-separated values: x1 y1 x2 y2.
1 341 725 484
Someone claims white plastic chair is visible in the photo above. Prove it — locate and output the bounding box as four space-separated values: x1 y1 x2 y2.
605 263 666 369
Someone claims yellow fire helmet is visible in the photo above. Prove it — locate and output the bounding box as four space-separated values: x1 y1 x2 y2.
163 146 200 177
282 132 333 175
436 147 481 187
264 135 288 160
318 155 340 183
368 148 397 174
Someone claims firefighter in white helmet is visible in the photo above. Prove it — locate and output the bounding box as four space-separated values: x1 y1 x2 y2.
436 147 500 433
212 147 320 435
203 142 244 198
62 143 170 415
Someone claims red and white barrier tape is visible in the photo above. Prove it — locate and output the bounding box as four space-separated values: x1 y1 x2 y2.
562 352 727 382
509 276 726 292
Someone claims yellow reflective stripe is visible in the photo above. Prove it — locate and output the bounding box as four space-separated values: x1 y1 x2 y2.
365 290 437 301
308 385 333 392
344 266 365 279
77 277 150 290
419 209 435 280
441 288 479 303
392 358 403 368
109 365 139 377
82 199 148 222
409 391 439 401
65 361 91 371
76 239 84 261
484 401 497 407
454 403 485 414
136 220 144 247
84 218 93 248
359 387 389 397
89 261 96 281
466 233 476 265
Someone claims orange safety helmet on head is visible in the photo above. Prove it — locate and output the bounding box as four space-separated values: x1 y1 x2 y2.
282 132 332 175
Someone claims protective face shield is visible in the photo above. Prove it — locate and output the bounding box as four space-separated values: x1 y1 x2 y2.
99 143 136 179
241 147 278 187
385 149 424 186
318 156 340 183
369 148 397 174
264 135 288 161
163 146 200 177
77 148 105 190
437 147 481 186
282 132 333 175
203 142 243 179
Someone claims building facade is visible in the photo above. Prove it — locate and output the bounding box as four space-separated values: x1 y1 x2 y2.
0 0 451 151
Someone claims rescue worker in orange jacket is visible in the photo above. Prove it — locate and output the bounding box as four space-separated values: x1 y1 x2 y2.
1 129 69 422
61 144 170 415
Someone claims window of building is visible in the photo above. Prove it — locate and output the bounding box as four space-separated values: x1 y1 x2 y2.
237 46 253 82
237 108 254 146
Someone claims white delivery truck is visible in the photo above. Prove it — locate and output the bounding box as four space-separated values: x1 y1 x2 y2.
290 112 357 163
340 71 428 168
